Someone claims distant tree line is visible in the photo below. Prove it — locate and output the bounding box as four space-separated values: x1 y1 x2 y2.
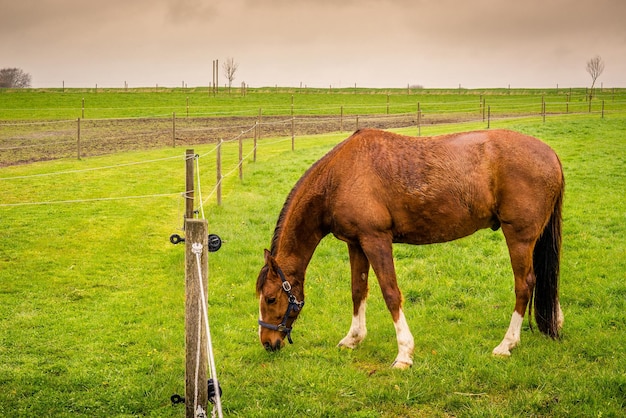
0 68 31 88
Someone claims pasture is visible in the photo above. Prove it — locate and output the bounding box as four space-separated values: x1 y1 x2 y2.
2 86 624 121
0 92 625 416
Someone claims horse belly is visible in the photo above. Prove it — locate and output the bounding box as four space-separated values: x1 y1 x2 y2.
390 193 497 245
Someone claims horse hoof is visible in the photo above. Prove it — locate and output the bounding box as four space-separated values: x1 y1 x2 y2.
491 346 511 357
337 337 361 349
391 360 412 370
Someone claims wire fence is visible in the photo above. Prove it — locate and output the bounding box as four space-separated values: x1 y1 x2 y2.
2 93 625 167
1 94 625 210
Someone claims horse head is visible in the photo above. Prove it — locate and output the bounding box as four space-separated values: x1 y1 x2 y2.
256 249 305 351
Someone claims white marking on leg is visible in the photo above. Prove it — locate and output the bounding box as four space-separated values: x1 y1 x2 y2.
557 302 564 330
338 301 367 348
492 311 524 356
392 309 414 369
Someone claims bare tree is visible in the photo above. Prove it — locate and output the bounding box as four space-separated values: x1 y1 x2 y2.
222 58 239 94
0 68 32 88
586 55 604 100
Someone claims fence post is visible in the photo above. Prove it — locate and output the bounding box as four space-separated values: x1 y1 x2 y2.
77 118 81 160
253 121 258 162
601 100 605 118
356 115 360 131
340 106 344 132
82 98 85 119
487 106 491 129
291 117 295 151
184 218 209 418
216 139 222 206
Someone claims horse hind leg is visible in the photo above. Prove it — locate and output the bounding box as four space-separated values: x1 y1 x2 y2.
493 233 535 357
338 243 370 349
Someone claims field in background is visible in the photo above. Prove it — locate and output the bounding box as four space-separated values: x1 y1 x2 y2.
2 86 625 120
2 87 625 168
0 90 625 416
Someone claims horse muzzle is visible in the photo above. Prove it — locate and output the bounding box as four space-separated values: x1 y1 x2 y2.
263 339 284 352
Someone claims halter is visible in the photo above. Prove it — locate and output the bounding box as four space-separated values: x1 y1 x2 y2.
258 266 304 344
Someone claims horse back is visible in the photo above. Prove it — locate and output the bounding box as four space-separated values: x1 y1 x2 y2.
321 129 562 245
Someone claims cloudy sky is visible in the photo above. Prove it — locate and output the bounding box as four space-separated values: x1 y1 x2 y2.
2 0 624 89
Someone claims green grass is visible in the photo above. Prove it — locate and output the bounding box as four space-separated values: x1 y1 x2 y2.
1 113 625 416
2 86 625 120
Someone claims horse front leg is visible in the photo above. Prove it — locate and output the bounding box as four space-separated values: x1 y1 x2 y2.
361 236 414 369
338 243 370 349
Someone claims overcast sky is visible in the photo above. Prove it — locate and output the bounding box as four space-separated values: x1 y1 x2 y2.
1 0 624 89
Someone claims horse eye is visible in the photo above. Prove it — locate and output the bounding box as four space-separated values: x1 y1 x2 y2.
266 297 276 305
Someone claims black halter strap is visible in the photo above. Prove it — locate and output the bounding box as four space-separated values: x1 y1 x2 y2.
258 266 304 344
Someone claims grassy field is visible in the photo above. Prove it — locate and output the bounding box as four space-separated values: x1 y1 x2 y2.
0 100 625 415
3 86 625 168
2 86 625 120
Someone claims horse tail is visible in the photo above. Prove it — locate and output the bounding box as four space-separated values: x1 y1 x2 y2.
532 180 563 339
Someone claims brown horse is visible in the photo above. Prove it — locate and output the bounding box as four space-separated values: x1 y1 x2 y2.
256 128 564 369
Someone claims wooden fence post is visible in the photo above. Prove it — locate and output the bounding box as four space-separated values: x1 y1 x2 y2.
601 100 605 118
291 117 295 151
77 118 81 160
340 106 344 132
253 121 258 162
487 106 491 129
184 218 209 418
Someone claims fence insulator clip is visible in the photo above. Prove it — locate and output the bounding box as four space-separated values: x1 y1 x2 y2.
169 234 185 245
208 378 223 404
170 233 221 251
208 234 222 253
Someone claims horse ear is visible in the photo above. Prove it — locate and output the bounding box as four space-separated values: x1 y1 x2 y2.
257 249 273 295
263 249 279 275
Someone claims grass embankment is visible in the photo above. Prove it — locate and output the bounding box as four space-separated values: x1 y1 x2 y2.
0 113 624 416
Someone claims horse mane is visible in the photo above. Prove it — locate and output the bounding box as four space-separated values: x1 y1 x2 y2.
268 130 362 256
